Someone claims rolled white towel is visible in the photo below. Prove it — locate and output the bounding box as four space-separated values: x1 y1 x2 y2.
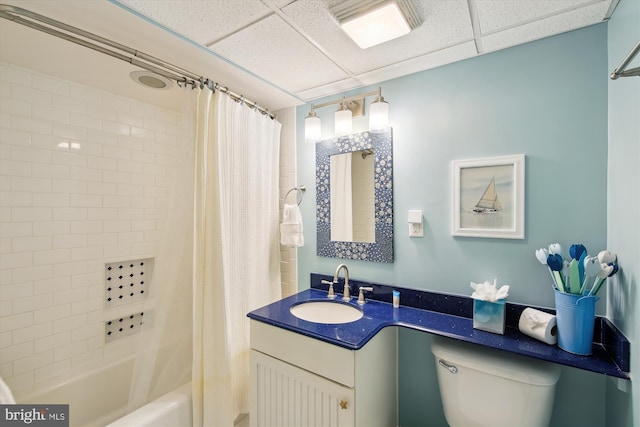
0 376 16 404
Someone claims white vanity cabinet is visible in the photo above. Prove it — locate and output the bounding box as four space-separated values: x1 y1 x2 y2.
249 320 397 427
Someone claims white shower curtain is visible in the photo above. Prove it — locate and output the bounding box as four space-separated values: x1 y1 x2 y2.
330 152 353 241
192 87 282 426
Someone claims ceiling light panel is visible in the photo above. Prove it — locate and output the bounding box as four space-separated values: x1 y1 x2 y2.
331 0 422 49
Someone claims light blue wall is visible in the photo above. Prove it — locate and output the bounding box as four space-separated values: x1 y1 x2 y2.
296 24 612 427
297 25 608 309
606 0 640 425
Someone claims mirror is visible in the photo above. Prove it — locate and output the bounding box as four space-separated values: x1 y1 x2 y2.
330 149 375 243
316 129 393 263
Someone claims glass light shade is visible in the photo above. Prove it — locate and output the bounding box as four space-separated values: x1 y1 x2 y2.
304 112 322 143
335 106 352 136
369 97 389 133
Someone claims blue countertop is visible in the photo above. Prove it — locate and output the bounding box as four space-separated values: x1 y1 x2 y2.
247 274 630 380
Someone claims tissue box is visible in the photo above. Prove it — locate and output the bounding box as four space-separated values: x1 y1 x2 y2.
473 299 506 334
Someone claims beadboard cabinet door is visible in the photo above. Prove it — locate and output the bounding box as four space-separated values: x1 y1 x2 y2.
249 320 398 427
251 350 355 427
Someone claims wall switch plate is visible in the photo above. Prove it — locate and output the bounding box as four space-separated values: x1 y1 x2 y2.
408 210 423 237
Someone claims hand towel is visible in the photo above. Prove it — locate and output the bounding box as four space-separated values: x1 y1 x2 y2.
0 376 15 404
280 203 304 247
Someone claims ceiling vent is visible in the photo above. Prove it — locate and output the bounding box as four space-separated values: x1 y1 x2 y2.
330 0 422 49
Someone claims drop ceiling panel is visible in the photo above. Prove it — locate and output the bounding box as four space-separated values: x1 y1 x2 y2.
2 0 617 108
295 78 367 101
119 0 272 45
476 0 603 34
481 1 613 53
210 14 350 94
357 41 479 86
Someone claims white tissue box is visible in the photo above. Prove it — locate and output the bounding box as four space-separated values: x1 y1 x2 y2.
473 299 506 335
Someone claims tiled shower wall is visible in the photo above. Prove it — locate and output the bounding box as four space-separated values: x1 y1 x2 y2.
0 61 185 397
277 107 298 298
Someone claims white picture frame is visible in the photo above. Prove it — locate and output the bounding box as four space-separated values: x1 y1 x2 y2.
452 154 525 239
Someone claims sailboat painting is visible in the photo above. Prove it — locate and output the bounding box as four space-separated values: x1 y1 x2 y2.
452 155 525 239
472 176 502 213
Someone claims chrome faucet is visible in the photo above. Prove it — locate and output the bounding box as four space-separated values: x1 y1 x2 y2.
333 264 350 301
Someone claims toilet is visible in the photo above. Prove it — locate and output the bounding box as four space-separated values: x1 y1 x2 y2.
431 336 561 427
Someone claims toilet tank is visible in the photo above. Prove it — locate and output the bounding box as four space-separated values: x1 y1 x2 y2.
431 337 561 427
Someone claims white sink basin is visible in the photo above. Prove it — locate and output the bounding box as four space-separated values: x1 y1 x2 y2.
290 301 363 324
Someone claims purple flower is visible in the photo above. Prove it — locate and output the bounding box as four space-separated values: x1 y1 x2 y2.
546 253 564 272
569 244 587 260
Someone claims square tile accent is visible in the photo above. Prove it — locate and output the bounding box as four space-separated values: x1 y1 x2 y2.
104 258 153 308
105 312 145 343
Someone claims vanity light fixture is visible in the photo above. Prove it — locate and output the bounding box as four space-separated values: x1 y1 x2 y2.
304 111 321 143
335 102 353 136
330 0 422 49
304 87 390 143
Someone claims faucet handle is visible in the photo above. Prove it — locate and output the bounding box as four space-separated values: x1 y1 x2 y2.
321 280 336 299
357 287 374 305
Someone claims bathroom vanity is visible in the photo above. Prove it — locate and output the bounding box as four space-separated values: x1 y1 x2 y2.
248 274 630 427
249 321 397 427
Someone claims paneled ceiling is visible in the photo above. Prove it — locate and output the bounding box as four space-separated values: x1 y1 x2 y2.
0 0 619 111
118 0 619 102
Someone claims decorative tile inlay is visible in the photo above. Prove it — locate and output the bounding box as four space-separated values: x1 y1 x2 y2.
104 258 153 308
105 312 145 343
316 129 393 263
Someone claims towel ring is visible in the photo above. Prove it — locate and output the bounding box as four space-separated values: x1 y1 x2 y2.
285 185 306 206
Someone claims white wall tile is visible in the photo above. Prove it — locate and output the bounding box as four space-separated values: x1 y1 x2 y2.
12 146 52 164
13 293 53 314
13 351 53 375
11 116 52 135
12 322 52 345
32 105 70 124
12 236 52 252
11 84 52 107
33 277 71 295
1 97 31 116
33 249 70 266
34 304 71 324
0 312 33 333
0 129 31 147
35 332 71 353
32 75 70 97
0 62 193 394
0 342 34 363
52 94 86 115
12 265 52 283
0 64 32 86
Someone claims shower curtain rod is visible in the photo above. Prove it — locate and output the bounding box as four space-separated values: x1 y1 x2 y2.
610 40 640 80
0 4 275 119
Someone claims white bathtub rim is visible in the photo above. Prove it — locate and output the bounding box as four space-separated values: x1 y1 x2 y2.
14 356 136 404
105 381 192 427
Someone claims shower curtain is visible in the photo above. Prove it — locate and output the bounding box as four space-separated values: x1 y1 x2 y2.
192 87 283 426
128 88 196 411
330 152 353 241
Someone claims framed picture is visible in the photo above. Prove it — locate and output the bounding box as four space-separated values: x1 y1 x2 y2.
452 154 525 239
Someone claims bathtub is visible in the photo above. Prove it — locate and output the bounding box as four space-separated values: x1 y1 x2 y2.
17 357 135 427
105 382 192 427
16 357 191 427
